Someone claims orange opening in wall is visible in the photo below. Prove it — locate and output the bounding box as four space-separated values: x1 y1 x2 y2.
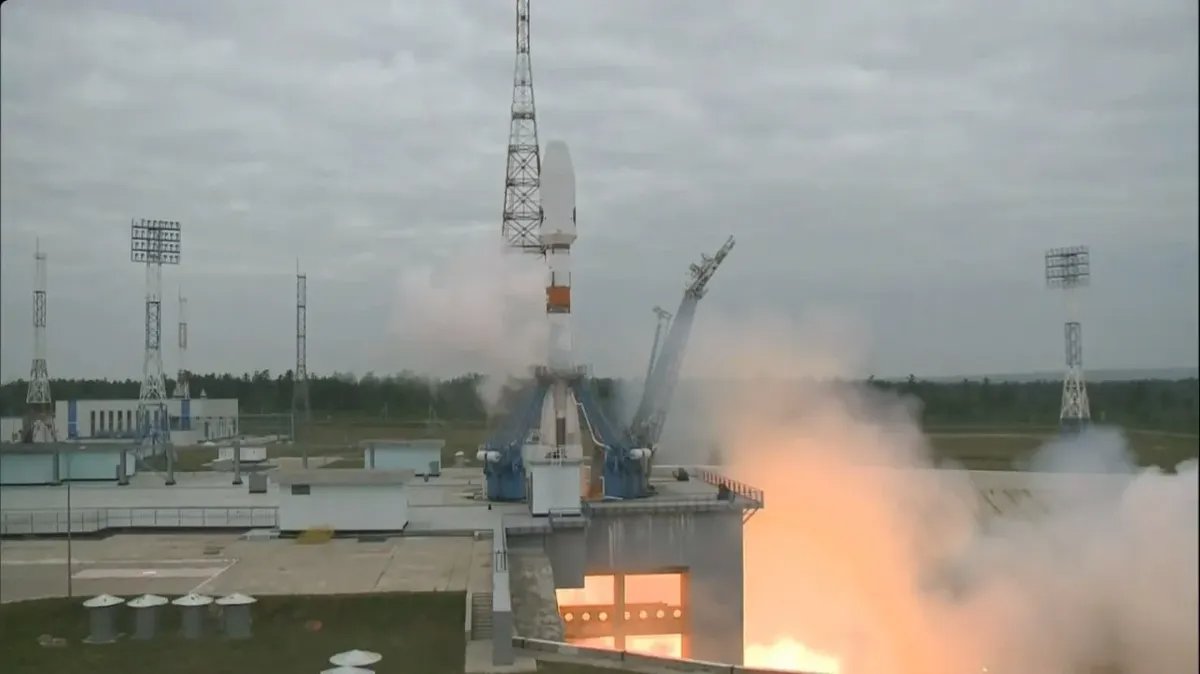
556 572 687 659
546 285 571 311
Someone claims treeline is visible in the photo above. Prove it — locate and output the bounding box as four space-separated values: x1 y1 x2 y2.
868 376 1199 432
0 373 1196 433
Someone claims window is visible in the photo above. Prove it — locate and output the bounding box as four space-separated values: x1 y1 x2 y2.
290 484 311 495
108 410 114 430
90 410 96 435
127 410 133 430
117 412 123 432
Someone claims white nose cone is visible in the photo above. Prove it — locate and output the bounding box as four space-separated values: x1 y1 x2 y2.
539 140 576 246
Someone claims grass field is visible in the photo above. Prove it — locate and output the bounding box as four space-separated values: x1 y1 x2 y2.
0 592 464 674
0 592 637 674
925 426 1198 471
151 417 1197 475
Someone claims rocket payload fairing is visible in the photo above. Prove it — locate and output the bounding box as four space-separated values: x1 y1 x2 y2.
537 141 583 459
539 140 577 369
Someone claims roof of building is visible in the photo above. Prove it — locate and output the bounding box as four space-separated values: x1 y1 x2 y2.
274 468 415 487
358 438 446 449
0 441 140 454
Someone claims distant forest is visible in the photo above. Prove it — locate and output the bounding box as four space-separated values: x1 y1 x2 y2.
0 372 1196 433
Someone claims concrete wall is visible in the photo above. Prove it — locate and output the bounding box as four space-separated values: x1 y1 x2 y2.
59 450 122 481
492 521 515 665
365 445 441 475
277 484 408 532
547 509 747 665
0 453 56 485
1 448 132 485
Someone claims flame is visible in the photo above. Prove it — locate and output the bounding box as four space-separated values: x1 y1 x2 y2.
745 638 842 673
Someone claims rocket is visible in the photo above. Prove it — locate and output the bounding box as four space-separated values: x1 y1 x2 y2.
539 140 577 368
537 140 582 459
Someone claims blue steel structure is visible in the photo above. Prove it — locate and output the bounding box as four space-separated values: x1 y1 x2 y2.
583 235 736 499
480 236 735 502
481 379 550 501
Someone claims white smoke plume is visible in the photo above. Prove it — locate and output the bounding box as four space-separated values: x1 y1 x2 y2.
665 316 1198 674
388 236 546 414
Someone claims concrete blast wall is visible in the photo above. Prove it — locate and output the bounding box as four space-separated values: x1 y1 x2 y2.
544 509 746 665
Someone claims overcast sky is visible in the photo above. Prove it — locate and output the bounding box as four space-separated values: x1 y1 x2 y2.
1 0 1197 383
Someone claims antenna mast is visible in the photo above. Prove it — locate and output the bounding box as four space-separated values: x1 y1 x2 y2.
501 0 544 252
25 239 54 442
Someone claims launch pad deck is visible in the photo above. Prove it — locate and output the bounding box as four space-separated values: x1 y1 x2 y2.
0 466 758 536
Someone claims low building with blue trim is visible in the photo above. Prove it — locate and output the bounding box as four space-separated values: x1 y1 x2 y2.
54 397 238 446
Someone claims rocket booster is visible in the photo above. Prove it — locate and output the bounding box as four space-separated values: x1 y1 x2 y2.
539 141 576 370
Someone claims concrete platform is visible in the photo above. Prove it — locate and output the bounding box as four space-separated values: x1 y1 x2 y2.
464 639 537 673
0 532 478 603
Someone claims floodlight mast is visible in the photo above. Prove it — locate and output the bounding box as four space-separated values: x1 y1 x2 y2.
25 239 55 442
294 260 311 424
1044 246 1091 432
131 219 181 472
176 289 190 400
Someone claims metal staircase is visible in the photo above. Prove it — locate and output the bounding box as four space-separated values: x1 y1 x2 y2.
471 592 494 640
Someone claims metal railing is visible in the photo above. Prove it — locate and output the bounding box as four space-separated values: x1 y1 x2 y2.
0 506 278 536
692 468 765 508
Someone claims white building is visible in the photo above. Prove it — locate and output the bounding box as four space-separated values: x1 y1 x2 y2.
0 442 138 485
54 397 239 446
275 469 412 533
1 417 23 443
360 438 445 476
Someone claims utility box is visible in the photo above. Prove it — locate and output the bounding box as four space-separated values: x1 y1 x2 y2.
527 459 583 516
218 446 267 463
82 594 126 644
172 593 213 639
128 594 168 640
216 593 257 639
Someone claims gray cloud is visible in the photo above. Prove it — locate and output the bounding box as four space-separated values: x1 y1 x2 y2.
2 0 1196 382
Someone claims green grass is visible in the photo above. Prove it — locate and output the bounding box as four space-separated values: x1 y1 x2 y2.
0 593 645 674
0 592 465 674
151 418 1197 476
926 428 1198 472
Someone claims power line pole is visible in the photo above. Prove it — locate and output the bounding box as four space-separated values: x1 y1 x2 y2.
501 0 544 253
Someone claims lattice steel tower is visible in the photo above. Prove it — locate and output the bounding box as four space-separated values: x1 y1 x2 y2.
25 240 55 442
501 0 544 252
131 219 181 448
293 263 311 422
1045 246 1091 432
175 289 190 400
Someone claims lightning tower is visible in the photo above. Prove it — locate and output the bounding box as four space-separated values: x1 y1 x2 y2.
1045 246 1091 432
25 240 54 442
293 262 311 423
131 219 180 450
175 289 190 400
501 0 543 252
